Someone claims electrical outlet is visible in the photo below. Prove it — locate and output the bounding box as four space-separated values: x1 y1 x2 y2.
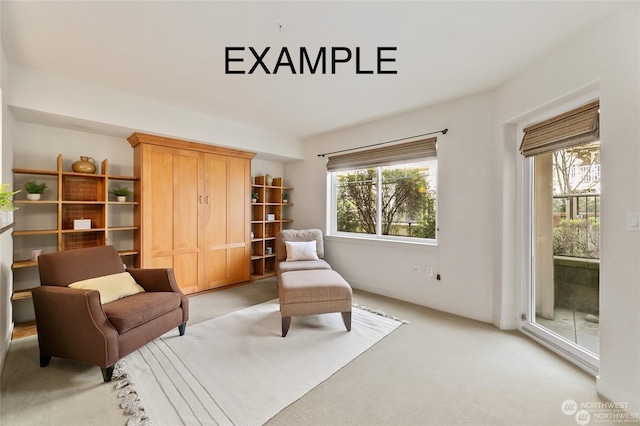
413 265 421 273
426 267 433 277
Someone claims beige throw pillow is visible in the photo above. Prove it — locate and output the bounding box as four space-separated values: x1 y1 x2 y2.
69 272 145 304
285 241 319 262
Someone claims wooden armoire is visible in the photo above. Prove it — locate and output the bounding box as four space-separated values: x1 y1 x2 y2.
127 133 255 294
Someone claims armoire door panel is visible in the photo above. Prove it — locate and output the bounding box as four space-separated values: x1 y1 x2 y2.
148 149 174 254
150 255 173 269
204 154 228 247
174 151 202 253
227 159 249 244
174 252 200 293
229 246 250 282
204 250 228 288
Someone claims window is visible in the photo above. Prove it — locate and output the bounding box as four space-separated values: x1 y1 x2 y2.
327 138 437 242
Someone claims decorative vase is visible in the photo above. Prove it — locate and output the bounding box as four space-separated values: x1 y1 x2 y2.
117 196 126 202
265 174 274 186
27 193 41 201
72 156 96 174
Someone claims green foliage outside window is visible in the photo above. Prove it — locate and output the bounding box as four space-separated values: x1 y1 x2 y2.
553 217 600 259
337 167 436 239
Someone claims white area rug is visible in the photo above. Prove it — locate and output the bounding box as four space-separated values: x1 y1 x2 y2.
119 299 403 426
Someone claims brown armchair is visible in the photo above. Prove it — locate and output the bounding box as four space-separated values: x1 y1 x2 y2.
32 245 189 382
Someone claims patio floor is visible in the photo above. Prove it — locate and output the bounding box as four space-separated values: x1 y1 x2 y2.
536 307 600 355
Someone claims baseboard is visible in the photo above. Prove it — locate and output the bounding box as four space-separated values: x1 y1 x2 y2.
0 321 14 375
349 279 494 324
494 316 518 330
596 376 640 417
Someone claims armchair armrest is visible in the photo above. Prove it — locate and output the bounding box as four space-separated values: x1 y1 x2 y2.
31 286 119 368
127 268 189 324
126 268 182 293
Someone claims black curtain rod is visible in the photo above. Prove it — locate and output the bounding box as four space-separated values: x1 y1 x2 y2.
317 128 448 157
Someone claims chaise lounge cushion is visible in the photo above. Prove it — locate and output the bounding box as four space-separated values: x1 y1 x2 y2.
284 241 319 261
276 229 332 273
277 229 326 260
278 259 332 273
102 292 182 334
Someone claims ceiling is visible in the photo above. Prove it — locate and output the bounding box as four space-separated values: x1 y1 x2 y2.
1 1 623 140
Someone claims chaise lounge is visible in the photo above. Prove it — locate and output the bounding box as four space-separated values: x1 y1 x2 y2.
276 229 352 337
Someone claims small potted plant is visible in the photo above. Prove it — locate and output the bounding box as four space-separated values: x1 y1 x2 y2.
282 193 289 203
251 192 259 203
0 183 19 212
112 186 131 202
24 181 47 201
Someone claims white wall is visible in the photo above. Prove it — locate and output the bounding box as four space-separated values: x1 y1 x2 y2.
495 2 640 412
290 91 497 323
14 123 133 174
251 159 285 185
0 43 16 371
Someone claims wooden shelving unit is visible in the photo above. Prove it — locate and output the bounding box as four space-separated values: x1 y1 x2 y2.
11 154 140 337
250 176 293 280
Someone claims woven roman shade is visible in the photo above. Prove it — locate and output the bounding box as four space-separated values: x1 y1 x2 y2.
520 100 600 157
326 137 437 172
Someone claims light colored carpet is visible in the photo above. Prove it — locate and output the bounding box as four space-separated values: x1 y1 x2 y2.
0 278 621 425
120 299 401 425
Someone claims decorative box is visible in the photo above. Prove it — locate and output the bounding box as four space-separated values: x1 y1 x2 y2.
73 219 91 230
266 214 275 221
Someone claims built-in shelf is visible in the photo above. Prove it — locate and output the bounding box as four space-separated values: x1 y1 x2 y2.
11 289 32 301
250 176 293 280
11 154 140 338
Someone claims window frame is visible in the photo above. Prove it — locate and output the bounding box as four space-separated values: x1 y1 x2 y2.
327 159 438 245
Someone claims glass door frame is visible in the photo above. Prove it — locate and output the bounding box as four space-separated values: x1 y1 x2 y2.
517 126 600 377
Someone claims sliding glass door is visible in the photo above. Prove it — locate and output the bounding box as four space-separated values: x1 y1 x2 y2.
520 100 600 373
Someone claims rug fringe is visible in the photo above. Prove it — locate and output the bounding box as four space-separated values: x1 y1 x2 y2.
353 303 410 324
113 359 151 426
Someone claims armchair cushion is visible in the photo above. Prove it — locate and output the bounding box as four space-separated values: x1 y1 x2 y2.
103 292 182 334
284 241 319 262
69 272 145 304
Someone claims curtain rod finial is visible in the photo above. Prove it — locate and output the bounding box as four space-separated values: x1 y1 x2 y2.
442 128 448 135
